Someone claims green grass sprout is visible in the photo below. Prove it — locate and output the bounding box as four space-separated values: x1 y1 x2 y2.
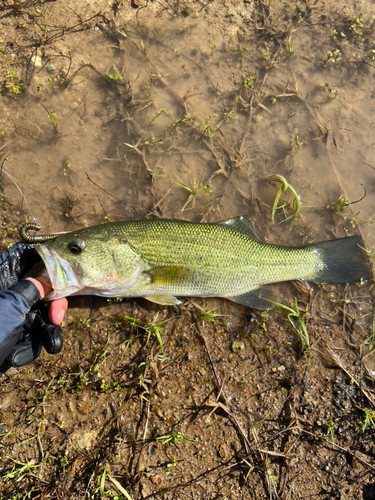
156 431 195 447
269 298 311 357
266 174 301 225
175 173 207 211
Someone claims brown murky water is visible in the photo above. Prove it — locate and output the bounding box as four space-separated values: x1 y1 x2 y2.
1 1 375 499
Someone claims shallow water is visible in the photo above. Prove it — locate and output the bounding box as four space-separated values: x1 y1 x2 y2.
2 4 375 251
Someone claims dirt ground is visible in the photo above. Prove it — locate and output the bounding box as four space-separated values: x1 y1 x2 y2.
1 0 375 499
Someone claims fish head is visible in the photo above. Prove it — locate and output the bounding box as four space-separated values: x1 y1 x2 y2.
36 226 142 299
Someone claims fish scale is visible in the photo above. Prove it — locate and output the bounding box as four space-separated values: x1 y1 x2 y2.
117 220 321 295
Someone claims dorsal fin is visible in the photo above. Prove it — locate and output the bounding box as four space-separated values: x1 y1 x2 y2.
214 216 261 241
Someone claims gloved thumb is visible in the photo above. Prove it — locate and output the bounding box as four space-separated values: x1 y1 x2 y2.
33 309 63 354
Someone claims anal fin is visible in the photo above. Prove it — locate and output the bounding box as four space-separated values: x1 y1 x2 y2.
228 285 277 310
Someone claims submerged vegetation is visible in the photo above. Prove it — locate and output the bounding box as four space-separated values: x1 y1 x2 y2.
266 174 301 226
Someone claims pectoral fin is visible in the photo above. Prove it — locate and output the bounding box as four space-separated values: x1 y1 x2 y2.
143 266 190 285
146 295 182 306
141 266 189 305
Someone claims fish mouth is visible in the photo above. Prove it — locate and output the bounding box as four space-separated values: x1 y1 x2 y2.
36 244 83 300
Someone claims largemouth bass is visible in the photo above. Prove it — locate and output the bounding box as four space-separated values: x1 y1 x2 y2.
30 217 371 308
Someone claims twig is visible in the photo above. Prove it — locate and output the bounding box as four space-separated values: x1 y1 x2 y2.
134 394 151 478
0 164 34 218
0 139 15 153
146 186 172 217
85 172 120 200
64 62 128 87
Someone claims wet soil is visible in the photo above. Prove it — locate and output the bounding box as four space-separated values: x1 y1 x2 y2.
1 1 375 499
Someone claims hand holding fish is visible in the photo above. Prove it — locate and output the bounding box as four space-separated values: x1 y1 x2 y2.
0 243 67 375
26 276 68 325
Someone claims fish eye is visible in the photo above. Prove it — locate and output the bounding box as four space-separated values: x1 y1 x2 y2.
68 241 83 255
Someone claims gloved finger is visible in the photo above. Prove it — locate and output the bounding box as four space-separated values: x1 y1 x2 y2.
33 311 63 355
5 334 42 368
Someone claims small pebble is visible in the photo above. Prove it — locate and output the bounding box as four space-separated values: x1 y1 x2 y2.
181 7 192 17
32 55 42 68
231 341 244 353
150 475 163 486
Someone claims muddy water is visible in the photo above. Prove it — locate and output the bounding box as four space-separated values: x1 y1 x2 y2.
2 11 374 251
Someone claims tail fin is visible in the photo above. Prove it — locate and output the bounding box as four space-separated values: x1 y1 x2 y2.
313 235 372 284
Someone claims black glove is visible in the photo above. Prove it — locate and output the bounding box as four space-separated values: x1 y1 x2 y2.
0 241 40 290
0 243 63 375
